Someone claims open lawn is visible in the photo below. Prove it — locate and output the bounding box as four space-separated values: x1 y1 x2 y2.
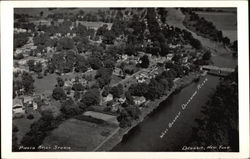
33 73 58 96
42 118 118 151
110 74 123 86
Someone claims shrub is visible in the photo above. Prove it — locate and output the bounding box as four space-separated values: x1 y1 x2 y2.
27 114 34 120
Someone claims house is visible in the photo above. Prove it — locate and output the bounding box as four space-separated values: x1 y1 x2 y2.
166 54 174 61
121 54 128 61
18 59 28 66
14 28 27 33
64 80 73 87
133 96 146 106
15 49 23 55
118 97 126 104
13 98 25 114
113 67 124 77
13 67 26 73
169 43 181 49
103 94 113 103
33 19 51 26
155 56 166 64
23 96 33 105
46 46 55 53
111 102 120 112
182 57 189 64
23 96 39 110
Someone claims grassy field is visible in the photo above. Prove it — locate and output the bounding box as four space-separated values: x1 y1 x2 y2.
195 11 237 41
42 118 117 151
33 73 58 96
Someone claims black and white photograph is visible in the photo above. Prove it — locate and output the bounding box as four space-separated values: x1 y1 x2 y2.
1 1 249 158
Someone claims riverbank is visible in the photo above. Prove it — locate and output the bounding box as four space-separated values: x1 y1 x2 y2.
95 72 200 151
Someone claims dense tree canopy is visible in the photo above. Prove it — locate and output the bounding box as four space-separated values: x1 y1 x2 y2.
80 88 100 107
52 87 66 100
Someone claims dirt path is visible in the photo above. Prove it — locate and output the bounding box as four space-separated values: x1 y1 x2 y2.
165 8 232 55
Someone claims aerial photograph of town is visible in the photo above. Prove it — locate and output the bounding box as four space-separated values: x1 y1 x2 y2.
12 8 238 152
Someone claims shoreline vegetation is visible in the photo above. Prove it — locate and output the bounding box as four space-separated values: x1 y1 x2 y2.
183 68 238 152
97 72 199 151
181 8 237 54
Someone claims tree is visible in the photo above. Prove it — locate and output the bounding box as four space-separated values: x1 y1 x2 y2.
103 58 115 69
102 86 110 97
56 77 64 87
202 50 211 61
60 98 82 116
75 55 88 73
102 30 116 44
96 24 108 36
165 62 174 69
33 62 43 73
126 105 141 120
125 43 136 56
117 109 132 128
22 72 34 93
57 37 74 51
231 40 237 52
27 60 35 71
52 87 66 100
95 67 112 88
172 54 181 63
51 53 65 73
72 83 84 91
190 38 202 50
145 79 164 100
40 11 44 17
14 33 30 49
14 53 24 60
110 84 124 98
125 91 134 105
140 55 150 68
88 56 103 70
222 37 230 45
128 83 148 97
74 91 81 100
81 88 100 107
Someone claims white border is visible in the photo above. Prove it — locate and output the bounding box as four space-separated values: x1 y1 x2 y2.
1 1 249 159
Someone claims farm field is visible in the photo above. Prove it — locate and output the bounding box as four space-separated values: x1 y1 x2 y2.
42 118 118 151
195 11 237 41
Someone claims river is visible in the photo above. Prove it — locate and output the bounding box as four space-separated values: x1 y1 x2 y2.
112 51 237 151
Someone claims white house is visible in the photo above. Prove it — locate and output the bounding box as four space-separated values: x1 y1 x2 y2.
103 94 113 103
118 97 126 104
134 96 146 106
64 80 73 87
182 57 189 64
166 54 174 61
13 98 25 114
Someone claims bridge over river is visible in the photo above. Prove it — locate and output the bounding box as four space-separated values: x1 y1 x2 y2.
201 65 235 77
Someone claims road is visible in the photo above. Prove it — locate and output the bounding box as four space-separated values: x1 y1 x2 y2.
110 68 147 87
